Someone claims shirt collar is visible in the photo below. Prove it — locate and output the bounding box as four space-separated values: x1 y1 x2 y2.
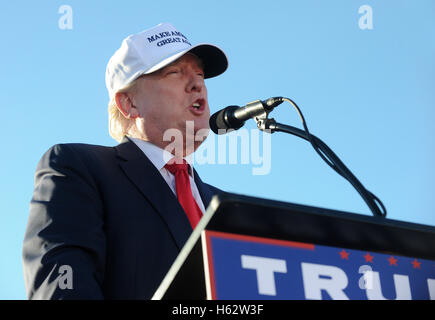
129 137 194 176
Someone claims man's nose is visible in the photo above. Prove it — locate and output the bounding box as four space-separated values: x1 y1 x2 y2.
186 71 204 93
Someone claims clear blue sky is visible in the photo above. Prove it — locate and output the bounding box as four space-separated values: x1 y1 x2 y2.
1 1 434 299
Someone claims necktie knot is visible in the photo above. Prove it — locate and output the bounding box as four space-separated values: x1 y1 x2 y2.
164 159 189 175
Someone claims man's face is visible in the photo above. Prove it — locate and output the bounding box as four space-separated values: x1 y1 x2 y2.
131 53 209 154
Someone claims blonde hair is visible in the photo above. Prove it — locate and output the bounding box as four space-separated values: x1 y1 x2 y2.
107 77 142 142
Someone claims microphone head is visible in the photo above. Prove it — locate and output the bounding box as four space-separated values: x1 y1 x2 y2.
209 106 244 134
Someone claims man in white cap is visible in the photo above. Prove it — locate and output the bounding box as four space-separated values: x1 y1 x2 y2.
23 23 228 299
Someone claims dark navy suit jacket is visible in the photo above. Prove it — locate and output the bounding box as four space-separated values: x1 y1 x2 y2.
23 137 222 299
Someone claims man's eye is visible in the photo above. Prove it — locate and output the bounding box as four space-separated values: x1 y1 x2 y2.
166 69 180 75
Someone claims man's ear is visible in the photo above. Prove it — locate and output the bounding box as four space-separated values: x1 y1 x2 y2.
115 92 139 119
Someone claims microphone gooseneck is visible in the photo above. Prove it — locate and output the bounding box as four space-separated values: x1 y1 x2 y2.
208 96 387 218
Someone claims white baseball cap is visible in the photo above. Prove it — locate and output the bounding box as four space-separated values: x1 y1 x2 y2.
105 22 228 100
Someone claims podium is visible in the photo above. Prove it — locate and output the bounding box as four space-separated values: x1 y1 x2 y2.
152 193 435 300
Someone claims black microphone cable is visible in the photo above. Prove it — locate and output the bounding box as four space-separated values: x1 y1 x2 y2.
265 97 387 217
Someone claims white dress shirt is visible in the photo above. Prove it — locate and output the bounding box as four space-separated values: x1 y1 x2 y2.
129 137 206 214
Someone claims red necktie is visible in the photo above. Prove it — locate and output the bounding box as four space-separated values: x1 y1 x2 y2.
164 159 202 229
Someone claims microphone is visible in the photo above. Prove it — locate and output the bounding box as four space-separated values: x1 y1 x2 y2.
209 97 284 134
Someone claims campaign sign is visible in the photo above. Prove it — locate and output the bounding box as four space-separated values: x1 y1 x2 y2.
202 231 435 300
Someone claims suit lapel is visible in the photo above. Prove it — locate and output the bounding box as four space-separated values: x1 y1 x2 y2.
114 137 192 251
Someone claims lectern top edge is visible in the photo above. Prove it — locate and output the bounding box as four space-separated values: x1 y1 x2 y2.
213 192 435 234
207 192 435 261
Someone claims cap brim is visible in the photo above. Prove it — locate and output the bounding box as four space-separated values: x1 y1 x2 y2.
144 43 228 79
188 44 228 79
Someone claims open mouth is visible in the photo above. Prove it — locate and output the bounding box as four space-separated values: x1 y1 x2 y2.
189 98 206 115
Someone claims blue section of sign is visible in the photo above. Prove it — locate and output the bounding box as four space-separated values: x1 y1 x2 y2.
207 233 435 300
